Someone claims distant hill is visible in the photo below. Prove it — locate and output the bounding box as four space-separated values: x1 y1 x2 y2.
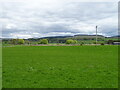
41 36 73 39
74 34 105 39
109 35 120 38
74 34 104 37
28 34 105 40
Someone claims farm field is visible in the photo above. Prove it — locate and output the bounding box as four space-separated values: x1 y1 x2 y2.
2 45 118 88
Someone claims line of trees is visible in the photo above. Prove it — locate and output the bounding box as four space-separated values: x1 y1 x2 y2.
7 39 106 45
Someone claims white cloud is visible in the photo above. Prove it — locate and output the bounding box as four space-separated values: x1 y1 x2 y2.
0 0 119 3
0 1 118 38
5 23 17 29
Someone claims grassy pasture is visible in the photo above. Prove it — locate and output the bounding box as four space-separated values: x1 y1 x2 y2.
2 45 118 88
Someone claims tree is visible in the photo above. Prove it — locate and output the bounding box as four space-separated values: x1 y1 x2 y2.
73 40 78 44
11 39 17 45
66 39 74 44
18 39 25 44
39 39 48 44
66 39 78 44
25 40 31 45
80 41 84 45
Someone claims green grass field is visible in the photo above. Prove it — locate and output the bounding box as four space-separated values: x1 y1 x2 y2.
0 42 2 89
2 45 118 88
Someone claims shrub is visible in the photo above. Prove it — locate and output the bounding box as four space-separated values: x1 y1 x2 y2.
39 39 48 44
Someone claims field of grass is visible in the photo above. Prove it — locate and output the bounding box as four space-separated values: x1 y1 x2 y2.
2 45 118 88
0 42 2 89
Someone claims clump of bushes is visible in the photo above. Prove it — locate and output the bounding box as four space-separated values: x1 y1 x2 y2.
66 39 78 44
39 39 48 44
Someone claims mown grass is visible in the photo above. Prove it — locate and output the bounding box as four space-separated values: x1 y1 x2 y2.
2 45 118 88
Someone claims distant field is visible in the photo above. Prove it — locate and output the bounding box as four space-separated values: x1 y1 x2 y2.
2 46 118 88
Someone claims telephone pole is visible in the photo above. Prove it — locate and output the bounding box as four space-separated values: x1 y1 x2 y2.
96 26 98 44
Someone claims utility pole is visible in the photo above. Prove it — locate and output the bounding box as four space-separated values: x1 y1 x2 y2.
96 26 98 44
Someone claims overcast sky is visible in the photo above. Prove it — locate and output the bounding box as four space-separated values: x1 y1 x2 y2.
0 0 119 38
